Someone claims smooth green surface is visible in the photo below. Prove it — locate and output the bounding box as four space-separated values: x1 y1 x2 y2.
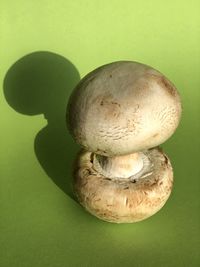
0 1 199 266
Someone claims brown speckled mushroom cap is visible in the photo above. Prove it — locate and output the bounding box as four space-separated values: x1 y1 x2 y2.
74 147 173 223
67 61 181 157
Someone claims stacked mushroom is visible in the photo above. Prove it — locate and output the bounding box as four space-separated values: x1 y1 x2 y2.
67 61 182 223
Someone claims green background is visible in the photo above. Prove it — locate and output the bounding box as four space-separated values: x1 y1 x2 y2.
0 1 199 266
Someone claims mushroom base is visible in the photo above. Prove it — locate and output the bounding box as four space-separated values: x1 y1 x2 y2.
73 148 173 223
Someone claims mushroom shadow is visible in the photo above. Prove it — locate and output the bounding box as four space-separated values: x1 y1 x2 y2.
3 51 80 200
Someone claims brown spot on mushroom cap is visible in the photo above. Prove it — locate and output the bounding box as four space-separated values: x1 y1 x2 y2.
92 93 121 120
74 147 173 223
160 76 177 97
67 61 182 156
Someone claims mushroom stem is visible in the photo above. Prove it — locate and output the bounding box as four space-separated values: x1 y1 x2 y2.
93 152 144 179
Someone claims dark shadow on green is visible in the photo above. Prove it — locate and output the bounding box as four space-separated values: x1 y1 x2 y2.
3 51 80 199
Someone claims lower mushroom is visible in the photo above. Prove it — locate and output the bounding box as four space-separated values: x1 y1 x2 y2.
74 147 173 223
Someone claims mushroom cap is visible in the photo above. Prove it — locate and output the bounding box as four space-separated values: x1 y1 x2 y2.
67 61 181 156
74 147 173 223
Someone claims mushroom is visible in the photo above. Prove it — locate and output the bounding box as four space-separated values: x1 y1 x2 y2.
66 61 182 223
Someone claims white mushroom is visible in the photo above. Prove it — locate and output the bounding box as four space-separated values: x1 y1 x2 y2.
67 61 182 223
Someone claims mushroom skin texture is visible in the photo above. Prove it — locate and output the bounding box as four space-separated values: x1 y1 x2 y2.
67 61 181 156
66 61 182 223
74 148 173 223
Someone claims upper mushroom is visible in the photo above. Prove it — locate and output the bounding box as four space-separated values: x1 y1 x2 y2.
67 61 182 157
